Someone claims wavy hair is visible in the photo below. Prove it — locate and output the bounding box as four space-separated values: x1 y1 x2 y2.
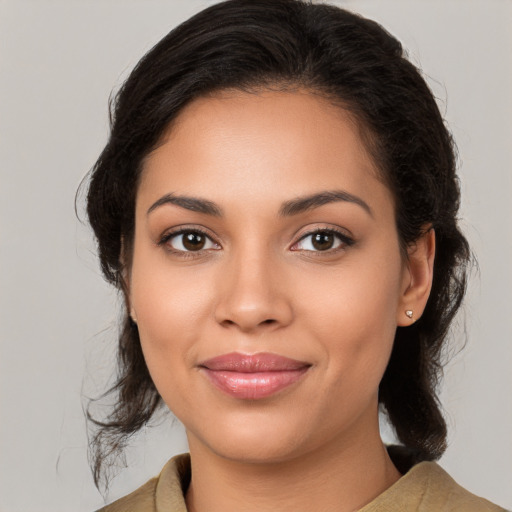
85 0 471 487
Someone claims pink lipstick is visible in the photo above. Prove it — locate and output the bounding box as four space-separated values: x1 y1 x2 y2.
198 352 310 400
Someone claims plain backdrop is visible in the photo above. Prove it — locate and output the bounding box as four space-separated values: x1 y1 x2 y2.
0 0 511 510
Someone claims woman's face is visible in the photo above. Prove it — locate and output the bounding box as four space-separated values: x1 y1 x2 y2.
129 90 420 463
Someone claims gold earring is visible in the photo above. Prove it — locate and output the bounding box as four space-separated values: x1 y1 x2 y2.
405 310 413 319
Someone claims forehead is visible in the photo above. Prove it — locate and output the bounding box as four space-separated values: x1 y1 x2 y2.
138 90 392 216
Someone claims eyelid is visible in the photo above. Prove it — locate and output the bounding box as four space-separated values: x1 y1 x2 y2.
157 225 221 253
156 224 354 256
290 226 355 252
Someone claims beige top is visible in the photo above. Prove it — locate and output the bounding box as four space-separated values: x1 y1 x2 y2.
98 453 506 512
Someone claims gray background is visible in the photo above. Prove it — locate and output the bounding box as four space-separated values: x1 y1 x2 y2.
0 0 511 510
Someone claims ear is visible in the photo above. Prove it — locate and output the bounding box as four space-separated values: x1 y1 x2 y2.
120 237 137 323
396 227 435 326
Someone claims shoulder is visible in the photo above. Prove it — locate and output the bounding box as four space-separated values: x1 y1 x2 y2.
418 463 506 511
96 478 158 512
361 461 507 512
95 453 190 512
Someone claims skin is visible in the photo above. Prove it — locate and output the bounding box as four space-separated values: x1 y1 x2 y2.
128 90 435 512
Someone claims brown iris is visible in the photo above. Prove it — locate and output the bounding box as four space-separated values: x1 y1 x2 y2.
311 232 335 251
182 232 206 251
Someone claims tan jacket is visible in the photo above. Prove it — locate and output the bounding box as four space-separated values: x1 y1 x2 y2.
98 453 506 511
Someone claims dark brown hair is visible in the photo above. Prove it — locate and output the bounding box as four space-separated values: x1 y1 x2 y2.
85 0 470 487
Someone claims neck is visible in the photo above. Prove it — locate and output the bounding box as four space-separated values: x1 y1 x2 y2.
185 419 401 512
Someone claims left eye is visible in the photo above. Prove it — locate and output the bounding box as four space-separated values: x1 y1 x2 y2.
165 231 219 252
293 230 349 252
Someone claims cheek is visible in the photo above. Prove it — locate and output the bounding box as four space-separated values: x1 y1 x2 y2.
303 253 402 325
298 250 403 379
129 248 215 385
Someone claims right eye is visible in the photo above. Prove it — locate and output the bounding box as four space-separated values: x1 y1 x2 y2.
161 230 220 253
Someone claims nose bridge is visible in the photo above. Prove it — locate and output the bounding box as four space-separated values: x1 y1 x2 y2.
215 240 292 332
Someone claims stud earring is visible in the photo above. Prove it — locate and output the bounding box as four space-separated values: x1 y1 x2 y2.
405 310 413 319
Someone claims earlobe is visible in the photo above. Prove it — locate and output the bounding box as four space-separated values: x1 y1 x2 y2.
123 274 136 323
397 227 435 326
123 275 137 324
120 237 136 323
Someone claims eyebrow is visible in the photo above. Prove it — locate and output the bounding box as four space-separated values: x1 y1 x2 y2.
147 193 223 216
279 190 373 217
147 189 372 218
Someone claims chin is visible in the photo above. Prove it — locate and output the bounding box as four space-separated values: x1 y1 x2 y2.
211 438 303 465
187 411 313 464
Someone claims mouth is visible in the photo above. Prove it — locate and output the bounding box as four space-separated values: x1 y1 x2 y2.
198 352 311 400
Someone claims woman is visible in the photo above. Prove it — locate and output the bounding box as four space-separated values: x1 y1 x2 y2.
85 0 505 510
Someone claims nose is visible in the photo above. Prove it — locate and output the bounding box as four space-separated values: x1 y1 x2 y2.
214 251 293 333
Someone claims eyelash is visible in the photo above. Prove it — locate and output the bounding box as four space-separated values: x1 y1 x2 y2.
158 227 218 258
157 227 355 258
292 228 355 255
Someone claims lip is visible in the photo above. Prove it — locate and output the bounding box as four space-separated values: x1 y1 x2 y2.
198 352 311 400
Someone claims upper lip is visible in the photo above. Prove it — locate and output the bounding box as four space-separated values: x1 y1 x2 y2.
198 352 311 372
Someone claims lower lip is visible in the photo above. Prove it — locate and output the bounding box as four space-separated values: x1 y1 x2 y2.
201 368 309 400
